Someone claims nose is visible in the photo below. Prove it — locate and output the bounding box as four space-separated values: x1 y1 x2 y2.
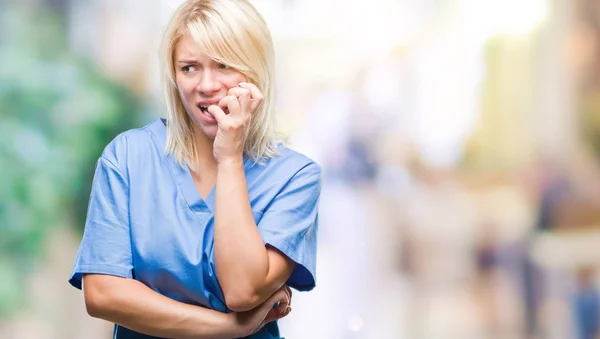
196 69 221 96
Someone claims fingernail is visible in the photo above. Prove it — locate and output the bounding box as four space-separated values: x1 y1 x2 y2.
239 82 246 86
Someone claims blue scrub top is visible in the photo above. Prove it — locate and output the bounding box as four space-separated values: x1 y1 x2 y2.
68 119 321 339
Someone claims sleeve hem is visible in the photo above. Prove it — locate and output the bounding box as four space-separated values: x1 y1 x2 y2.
68 264 133 290
264 238 316 292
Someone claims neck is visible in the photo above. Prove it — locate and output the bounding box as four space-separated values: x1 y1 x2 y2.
190 126 217 174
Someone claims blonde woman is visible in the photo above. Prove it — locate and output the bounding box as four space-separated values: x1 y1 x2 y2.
68 1 321 338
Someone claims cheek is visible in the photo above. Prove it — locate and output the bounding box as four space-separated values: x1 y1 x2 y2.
176 81 194 104
222 72 248 88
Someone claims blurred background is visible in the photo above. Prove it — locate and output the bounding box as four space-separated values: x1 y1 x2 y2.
2 0 600 338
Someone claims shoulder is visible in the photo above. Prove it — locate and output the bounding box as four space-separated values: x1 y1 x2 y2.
254 143 322 185
99 119 164 173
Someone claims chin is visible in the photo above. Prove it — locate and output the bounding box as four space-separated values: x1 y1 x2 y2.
199 125 218 140
189 116 218 140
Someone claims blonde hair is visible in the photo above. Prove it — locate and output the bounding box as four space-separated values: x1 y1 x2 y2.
160 0 279 171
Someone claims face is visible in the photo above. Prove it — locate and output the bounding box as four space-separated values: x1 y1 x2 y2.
174 33 248 140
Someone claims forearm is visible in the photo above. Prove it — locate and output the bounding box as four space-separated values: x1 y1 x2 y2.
214 157 271 308
83 274 240 339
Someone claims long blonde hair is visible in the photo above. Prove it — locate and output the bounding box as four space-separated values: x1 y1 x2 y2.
160 0 279 171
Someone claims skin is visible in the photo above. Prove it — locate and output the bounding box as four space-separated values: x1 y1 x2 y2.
81 34 296 338
82 275 291 338
174 33 297 312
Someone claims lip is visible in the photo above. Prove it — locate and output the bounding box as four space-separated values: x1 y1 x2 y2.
197 98 224 106
197 99 223 120
198 105 218 124
197 99 220 124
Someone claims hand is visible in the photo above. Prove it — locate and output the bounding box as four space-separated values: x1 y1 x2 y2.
232 285 292 338
209 82 263 164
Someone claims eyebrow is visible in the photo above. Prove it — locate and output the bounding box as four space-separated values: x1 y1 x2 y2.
177 60 197 64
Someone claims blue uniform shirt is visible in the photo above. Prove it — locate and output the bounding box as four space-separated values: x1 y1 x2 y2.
69 119 320 339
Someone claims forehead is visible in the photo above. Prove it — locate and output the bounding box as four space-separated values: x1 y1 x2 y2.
175 34 210 61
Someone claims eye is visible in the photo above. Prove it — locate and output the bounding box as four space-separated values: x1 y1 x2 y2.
181 65 197 73
217 63 231 70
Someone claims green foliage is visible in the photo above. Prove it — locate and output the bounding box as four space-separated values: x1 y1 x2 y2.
0 4 143 317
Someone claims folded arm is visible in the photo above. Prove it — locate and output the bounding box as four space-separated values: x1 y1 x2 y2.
82 274 290 339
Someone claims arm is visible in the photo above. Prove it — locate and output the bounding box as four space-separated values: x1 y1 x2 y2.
83 274 239 339
211 83 318 312
83 274 292 339
214 159 295 312
74 138 291 336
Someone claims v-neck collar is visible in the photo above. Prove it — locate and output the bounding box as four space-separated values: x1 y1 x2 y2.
173 160 215 213
152 118 250 214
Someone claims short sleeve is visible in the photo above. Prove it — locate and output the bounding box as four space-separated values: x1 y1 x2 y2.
68 156 133 290
257 162 321 292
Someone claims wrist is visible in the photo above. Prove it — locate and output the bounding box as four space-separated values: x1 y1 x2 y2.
225 312 248 338
217 155 244 168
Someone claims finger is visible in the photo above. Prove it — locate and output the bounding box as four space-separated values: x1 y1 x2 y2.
228 86 251 100
238 82 263 101
228 87 252 114
207 104 227 123
263 305 289 325
263 289 288 323
280 305 292 318
268 288 288 310
238 82 263 112
262 309 278 324
286 286 292 304
285 286 292 307
274 301 288 315
279 286 290 307
218 95 241 117
276 288 290 311
271 301 290 320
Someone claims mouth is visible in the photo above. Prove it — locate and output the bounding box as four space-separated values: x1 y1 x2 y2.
198 103 229 116
199 104 213 117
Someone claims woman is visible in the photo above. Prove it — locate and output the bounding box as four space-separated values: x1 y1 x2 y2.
68 1 321 338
